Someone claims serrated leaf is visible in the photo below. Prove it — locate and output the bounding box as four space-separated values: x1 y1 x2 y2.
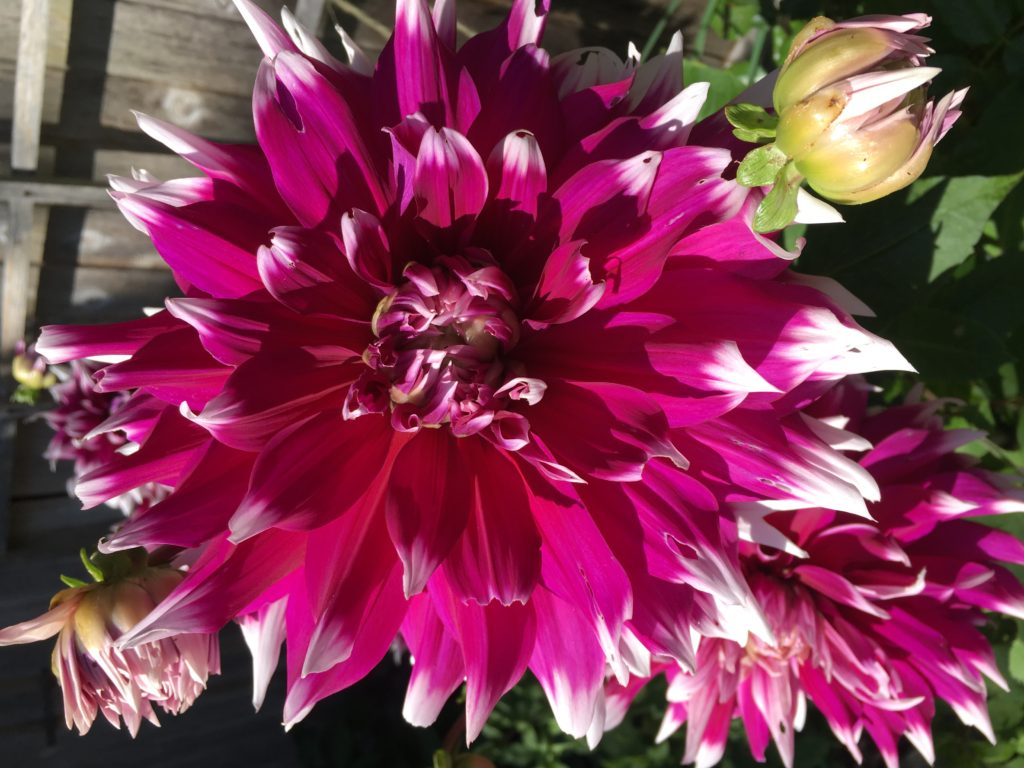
753 166 800 233
725 103 778 143
737 143 788 187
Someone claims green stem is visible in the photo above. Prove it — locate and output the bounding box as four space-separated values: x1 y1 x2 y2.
640 0 684 61
693 0 723 60
746 20 769 85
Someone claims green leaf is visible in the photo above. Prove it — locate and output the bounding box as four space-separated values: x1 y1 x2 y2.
59 575 88 589
753 164 801 232
1011 637 1024 686
724 103 778 143
928 174 1024 280
737 143 788 187
683 58 748 121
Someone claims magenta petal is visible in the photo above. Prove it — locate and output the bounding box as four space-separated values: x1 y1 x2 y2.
36 312 183 364
122 530 306 645
432 576 537 743
93 327 231 407
231 411 395 540
166 296 367 367
526 240 605 326
529 588 605 738
193 349 349 451
487 129 548 220
114 191 265 298
234 0 299 58
254 53 385 227
442 439 541 605
413 127 489 230
101 440 253 551
390 0 453 125
401 594 465 727
386 429 472 597
529 480 632 675
258 226 377 318
341 209 395 290
530 379 684 481
75 408 208 509
283 569 406 728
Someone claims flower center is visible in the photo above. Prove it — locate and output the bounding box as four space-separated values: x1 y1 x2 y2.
345 256 545 436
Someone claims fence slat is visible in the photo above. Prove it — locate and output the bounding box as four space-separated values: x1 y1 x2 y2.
12 0 51 171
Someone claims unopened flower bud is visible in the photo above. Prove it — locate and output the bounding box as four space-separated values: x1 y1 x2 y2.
771 14 965 205
12 341 57 391
0 555 219 736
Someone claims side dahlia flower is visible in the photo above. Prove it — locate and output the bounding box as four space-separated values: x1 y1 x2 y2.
35 0 915 740
11 340 57 402
42 359 169 516
616 379 1024 768
0 552 220 736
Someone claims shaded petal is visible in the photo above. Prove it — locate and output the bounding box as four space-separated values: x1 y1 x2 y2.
414 127 489 230
529 587 605 738
443 439 541 605
386 429 473 597
401 594 465 727
230 411 397 540
254 53 385 227
192 349 350 451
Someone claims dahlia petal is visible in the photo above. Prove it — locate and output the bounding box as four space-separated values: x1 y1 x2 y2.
456 0 549 84
303 550 401 677
113 192 264 298
233 0 298 58
100 440 252 551
254 53 385 227
487 129 548 220
468 45 563 163
192 349 349 451
341 209 395 290
75 408 208 509
442 440 541 605
401 594 465 727
531 379 684 481
280 7 347 74
431 576 536 743
36 312 183 364
526 240 605 326
386 429 472 597
231 411 395 540
393 0 453 125
795 565 889 618
529 481 633 679
529 588 605 738
414 127 489 229
237 597 288 711
627 31 684 114
93 327 231 407
335 23 373 75
0 600 76 645
283 568 406 728
258 226 377 317
166 296 366 367
432 0 456 50
645 339 781 395
122 530 306 646
133 111 285 216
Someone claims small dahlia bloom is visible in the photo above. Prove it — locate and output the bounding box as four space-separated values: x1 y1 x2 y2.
619 380 1024 768
773 14 966 204
42 360 168 516
36 0 911 739
0 559 220 736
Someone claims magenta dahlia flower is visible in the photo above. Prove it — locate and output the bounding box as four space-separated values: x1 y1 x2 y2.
616 379 1024 768
0 557 220 736
41 359 169 516
33 0 913 739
